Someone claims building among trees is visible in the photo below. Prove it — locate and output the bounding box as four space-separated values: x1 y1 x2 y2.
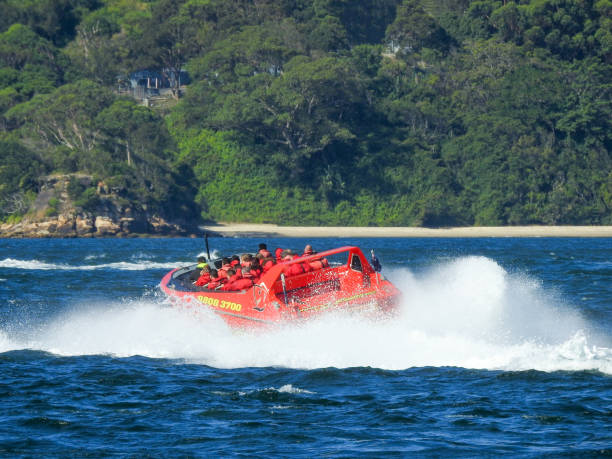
125 69 190 101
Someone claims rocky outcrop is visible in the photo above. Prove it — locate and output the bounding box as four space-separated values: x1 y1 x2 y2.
94 216 121 236
75 215 95 235
0 174 201 238
0 214 199 238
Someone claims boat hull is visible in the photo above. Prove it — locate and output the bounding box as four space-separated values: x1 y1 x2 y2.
160 246 400 329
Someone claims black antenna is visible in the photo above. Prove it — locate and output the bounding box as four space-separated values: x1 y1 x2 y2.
205 232 211 261
370 249 382 272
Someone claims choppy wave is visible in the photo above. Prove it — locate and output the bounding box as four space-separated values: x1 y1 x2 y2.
1 256 611 374
84 253 107 261
211 384 313 398
0 258 188 271
0 248 221 271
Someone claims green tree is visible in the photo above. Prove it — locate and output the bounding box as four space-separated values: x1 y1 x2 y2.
134 0 198 98
6 79 113 159
0 139 45 218
210 55 363 182
0 0 100 46
0 23 63 73
96 98 165 166
66 2 151 84
386 0 451 53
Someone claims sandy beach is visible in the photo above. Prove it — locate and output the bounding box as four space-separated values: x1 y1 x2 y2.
201 223 612 238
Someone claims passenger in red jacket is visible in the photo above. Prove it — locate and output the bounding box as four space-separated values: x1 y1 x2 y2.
222 268 247 291
224 267 255 291
242 266 256 280
229 277 253 291
309 259 325 270
283 252 305 276
206 269 226 290
262 257 275 273
301 261 313 273
258 243 272 258
227 269 244 284
302 245 315 257
241 253 253 268
250 259 262 278
194 265 212 286
292 253 312 272
218 257 232 278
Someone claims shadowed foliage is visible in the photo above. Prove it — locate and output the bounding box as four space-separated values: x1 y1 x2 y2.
1 0 610 225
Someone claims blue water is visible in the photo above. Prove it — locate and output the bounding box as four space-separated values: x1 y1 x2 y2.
1 237 611 456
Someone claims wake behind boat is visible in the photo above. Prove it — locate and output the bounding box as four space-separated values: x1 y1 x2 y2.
160 246 400 328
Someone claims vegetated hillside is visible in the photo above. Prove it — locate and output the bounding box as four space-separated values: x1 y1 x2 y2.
1 0 610 227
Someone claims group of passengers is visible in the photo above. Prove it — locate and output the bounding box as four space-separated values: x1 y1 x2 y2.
192 243 328 291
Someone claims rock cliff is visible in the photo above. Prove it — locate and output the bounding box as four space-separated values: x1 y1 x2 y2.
0 174 200 238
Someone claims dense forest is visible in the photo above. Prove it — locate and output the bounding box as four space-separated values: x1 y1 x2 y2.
0 0 610 226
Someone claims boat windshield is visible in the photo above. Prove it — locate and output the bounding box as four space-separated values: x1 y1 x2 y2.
350 254 362 272
320 251 350 267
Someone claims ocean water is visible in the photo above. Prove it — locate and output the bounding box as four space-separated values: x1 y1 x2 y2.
0 237 610 457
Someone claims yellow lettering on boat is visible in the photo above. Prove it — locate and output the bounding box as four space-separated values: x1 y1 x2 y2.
197 296 242 312
197 295 219 307
334 290 376 304
220 300 242 311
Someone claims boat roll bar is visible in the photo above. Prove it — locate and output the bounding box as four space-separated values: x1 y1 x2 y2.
280 273 288 304
258 246 376 291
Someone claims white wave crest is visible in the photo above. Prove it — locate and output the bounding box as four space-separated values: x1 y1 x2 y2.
277 384 314 394
1 256 610 374
0 258 188 271
84 253 107 261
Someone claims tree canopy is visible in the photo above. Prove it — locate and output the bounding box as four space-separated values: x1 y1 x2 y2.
1 0 610 225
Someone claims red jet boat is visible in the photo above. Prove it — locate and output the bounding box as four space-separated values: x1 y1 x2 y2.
160 246 400 328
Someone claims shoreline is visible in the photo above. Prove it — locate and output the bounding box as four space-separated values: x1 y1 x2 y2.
2 221 611 238
202 224 612 238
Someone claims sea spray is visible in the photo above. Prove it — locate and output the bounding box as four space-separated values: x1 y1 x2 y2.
29 300 228 359
0 330 11 354
1 256 610 373
389 256 591 345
